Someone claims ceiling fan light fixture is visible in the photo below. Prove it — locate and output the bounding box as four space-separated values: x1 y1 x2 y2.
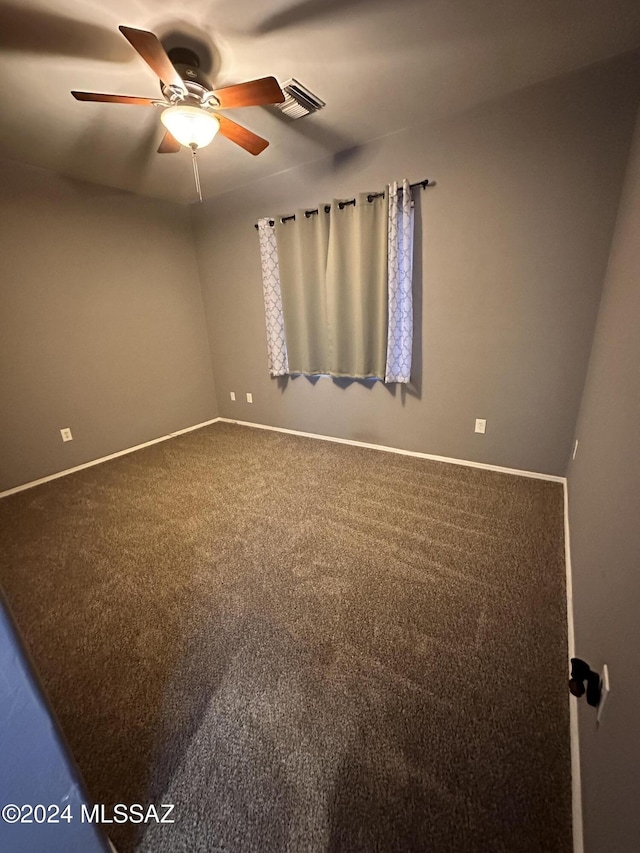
160 105 219 149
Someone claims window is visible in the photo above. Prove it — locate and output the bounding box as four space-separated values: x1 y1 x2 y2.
258 179 415 383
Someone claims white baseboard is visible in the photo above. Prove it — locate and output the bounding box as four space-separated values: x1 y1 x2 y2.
0 418 221 499
1 415 564 500
217 417 565 482
563 481 584 853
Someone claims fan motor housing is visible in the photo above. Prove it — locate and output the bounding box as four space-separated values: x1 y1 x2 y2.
163 47 213 101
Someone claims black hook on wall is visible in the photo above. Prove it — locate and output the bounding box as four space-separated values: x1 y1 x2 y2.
569 658 601 707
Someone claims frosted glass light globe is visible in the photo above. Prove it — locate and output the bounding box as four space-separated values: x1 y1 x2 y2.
160 106 220 149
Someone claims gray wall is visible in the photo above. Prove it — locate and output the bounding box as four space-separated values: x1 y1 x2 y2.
191 55 640 476
567 104 640 853
0 160 217 492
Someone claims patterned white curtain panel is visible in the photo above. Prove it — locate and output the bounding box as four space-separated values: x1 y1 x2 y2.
385 179 414 384
257 218 289 377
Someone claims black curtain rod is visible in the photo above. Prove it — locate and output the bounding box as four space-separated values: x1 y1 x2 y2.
254 179 432 229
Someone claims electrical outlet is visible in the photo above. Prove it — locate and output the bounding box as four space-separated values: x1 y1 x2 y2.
60 428 73 442
573 439 579 460
246 393 253 403
474 418 486 434
230 391 236 401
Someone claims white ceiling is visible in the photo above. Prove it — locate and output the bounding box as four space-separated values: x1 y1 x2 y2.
1 0 640 204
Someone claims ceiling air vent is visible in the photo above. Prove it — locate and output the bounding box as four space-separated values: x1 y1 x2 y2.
276 79 325 119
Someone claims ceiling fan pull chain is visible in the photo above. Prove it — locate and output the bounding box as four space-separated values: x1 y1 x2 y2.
191 145 203 203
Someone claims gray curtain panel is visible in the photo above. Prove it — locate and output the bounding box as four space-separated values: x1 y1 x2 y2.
277 192 389 379
276 207 330 375
326 192 389 378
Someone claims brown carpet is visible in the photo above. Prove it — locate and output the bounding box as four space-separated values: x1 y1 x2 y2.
0 422 572 852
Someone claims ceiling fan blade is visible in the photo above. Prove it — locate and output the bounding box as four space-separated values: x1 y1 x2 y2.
158 131 181 154
255 0 372 35
118 26 186 94
216 115 269 156
72 91 156 106
0 4 131 62
212 77 284 109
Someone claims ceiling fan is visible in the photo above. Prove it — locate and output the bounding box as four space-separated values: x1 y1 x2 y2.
71 26 285 198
